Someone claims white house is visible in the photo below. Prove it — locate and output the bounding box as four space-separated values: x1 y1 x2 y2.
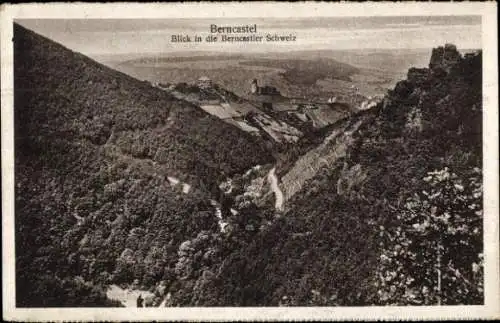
197 76 212 89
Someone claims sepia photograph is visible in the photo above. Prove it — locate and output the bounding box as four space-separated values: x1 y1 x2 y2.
1 2 498 321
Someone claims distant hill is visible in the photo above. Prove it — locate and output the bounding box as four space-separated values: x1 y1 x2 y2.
121 54 248 65
239 58 359 85
109 52 372 105
14 23 273 307
290 49 432 74
124 56 359 85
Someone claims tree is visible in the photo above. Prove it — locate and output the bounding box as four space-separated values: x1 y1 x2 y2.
377 167 483 305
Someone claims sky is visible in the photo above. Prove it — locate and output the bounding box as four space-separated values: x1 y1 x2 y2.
16 16 481 57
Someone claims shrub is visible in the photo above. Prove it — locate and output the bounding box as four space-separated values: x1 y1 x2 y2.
376 167 483 305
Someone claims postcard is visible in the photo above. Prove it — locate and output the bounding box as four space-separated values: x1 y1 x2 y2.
1 2 498 321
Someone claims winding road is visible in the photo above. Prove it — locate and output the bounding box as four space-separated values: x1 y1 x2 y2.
268 167 284 211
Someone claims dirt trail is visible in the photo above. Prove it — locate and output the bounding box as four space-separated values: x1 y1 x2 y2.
268 167 284 211
106 284 154 307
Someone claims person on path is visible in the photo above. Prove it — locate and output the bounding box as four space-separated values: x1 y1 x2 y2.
137 294 144 307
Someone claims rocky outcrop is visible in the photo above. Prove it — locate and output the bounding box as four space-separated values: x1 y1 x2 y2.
336 163 367 197
429 43 462 73
404 106 423 133
407 68 429 86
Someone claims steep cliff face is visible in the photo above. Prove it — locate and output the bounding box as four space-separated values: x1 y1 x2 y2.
191 45 483 306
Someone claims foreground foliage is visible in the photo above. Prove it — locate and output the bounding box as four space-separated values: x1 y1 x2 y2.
377 167 483 305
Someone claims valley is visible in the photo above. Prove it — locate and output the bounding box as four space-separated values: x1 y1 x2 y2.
13 22 484 308
102 50 414 108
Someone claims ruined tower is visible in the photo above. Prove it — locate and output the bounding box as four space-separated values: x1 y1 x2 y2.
250 79 258 94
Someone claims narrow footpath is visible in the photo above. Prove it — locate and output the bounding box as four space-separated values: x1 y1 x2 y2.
268 167 284 212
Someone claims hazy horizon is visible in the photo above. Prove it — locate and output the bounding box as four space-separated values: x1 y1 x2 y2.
16 16 481 57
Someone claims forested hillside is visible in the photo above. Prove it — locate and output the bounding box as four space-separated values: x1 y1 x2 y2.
14 23 272 307
188 45 483 306
238 58 360 85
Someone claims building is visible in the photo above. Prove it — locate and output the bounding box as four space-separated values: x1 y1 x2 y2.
250 79 259 94
250 79 280 95
197 76 212 89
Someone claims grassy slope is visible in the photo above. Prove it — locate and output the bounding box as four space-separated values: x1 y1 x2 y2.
14 23 272 307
